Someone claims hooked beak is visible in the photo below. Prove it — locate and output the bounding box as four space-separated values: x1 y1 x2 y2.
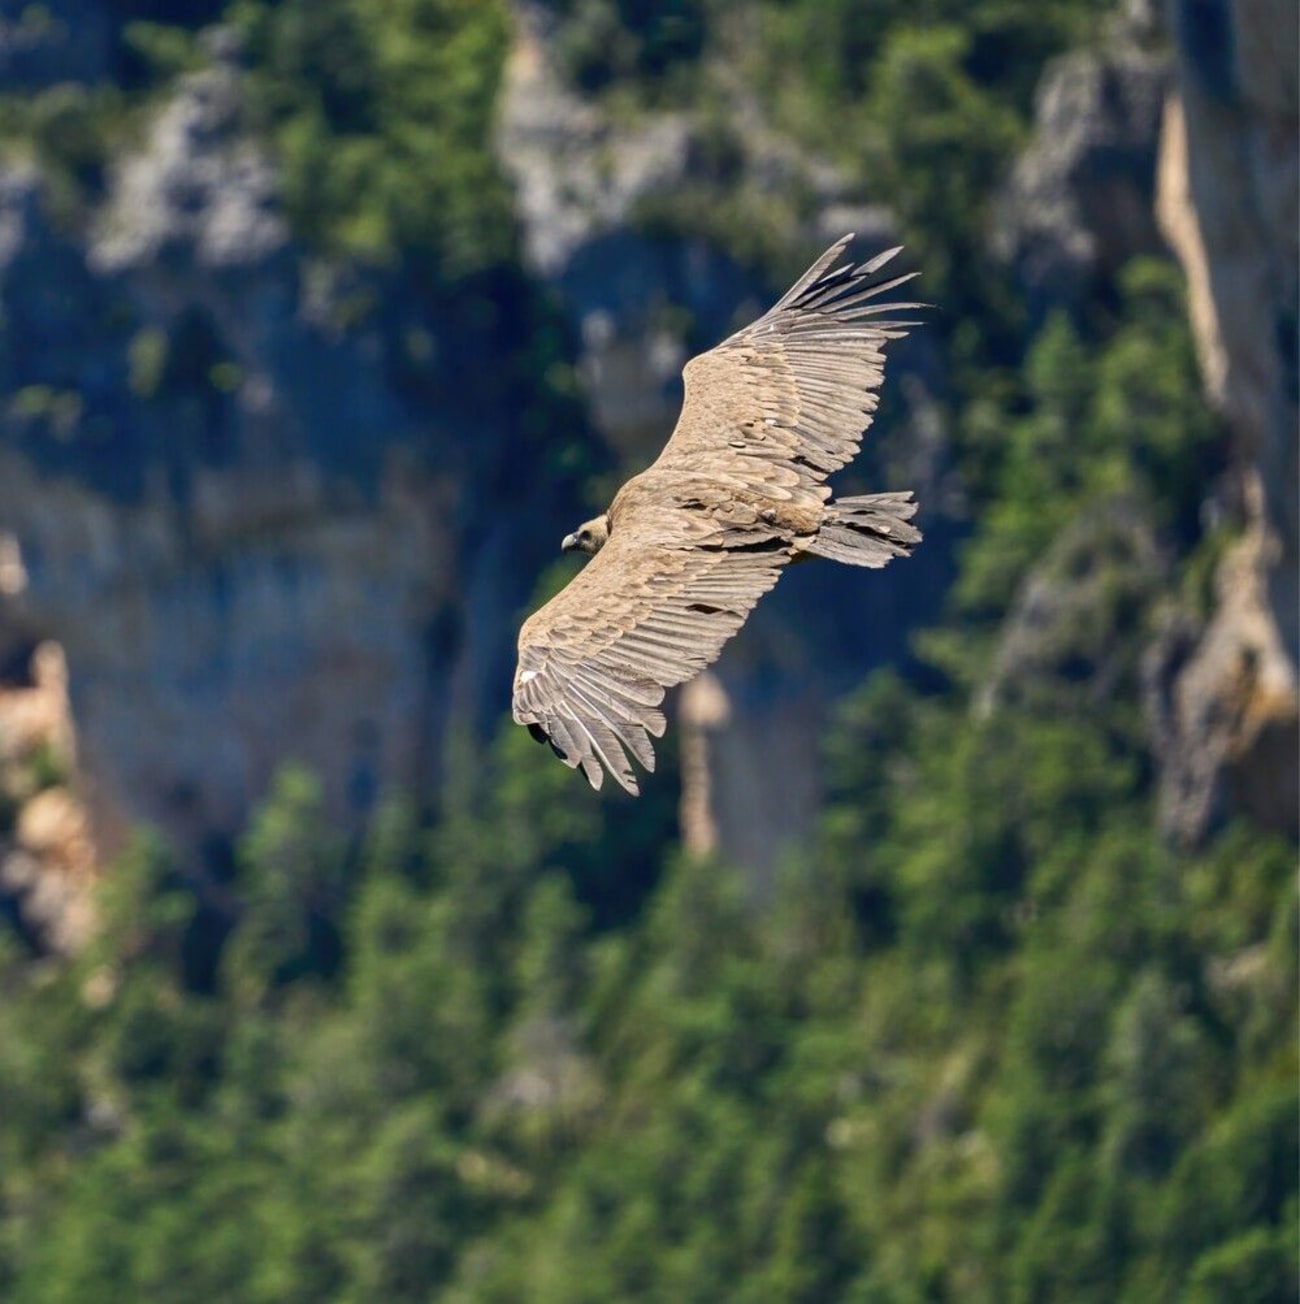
561 532 579 553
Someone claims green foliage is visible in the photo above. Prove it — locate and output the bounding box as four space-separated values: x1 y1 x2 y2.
541 0 1107 333
222 766 348 1003
120 21 206 80
752 0 1108 331
0 755 1291 1301
859 24 1024 303
756 0 1106 114
958 261 1222 616
231 0 515 272
0 83 128 225
549 0 709 98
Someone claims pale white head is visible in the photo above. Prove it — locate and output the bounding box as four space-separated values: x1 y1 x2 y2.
561 514 610 557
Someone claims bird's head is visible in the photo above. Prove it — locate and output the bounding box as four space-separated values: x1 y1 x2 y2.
561 514 610 557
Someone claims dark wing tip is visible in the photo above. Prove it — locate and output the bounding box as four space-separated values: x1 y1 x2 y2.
525 718 573 766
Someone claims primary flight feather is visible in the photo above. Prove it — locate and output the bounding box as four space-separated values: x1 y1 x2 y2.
513 234 924 794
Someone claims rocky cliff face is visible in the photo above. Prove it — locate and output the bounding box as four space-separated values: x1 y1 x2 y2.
997 13 1171 317
0 1 1293 944
997 0 1297 847
0 6 952 935
0 34 568 938
1148 0 1298 843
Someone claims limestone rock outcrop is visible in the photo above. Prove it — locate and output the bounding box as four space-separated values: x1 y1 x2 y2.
997 31 1170 316
997 0 1297 846
1148 0 1298 844
0 45 566 932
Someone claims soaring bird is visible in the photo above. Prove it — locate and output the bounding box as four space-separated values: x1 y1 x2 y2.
513 235 923 793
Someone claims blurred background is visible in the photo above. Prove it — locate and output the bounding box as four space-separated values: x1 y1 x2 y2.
0 0 1295 1299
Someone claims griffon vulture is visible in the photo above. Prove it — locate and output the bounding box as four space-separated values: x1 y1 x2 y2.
513 234 923 794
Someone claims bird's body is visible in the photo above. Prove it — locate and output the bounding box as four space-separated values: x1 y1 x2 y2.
513 235 923 794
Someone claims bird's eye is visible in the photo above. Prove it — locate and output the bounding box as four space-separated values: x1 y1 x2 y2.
578 530 590 542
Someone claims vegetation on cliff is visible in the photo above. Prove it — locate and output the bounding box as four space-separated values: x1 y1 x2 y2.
0 1 1293 1301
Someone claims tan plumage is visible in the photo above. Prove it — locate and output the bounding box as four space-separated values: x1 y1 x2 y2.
513 235 924 794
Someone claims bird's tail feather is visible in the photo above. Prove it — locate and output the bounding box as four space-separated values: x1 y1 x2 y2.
803 491 921 568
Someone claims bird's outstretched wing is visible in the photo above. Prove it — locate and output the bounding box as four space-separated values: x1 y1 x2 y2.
650 234 921 503
513 235 919 793
513 529 787 794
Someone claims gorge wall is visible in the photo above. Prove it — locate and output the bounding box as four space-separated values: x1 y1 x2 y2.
0 0 1293 944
